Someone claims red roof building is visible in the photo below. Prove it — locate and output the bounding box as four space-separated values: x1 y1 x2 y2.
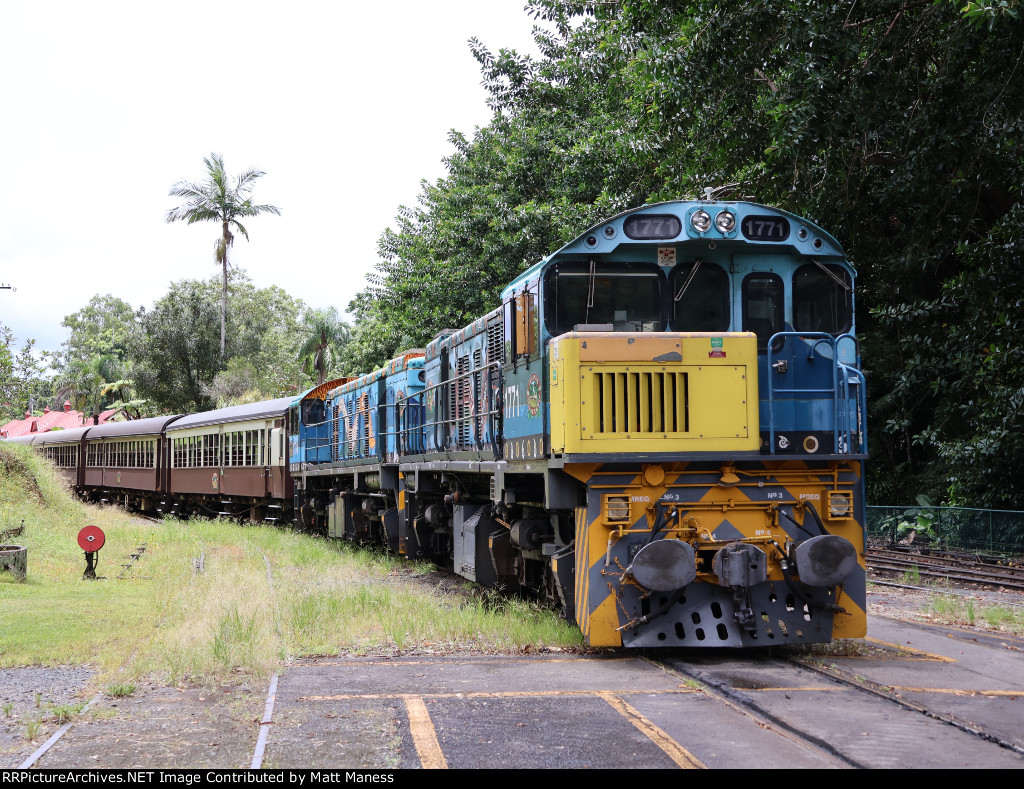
0 401 117 439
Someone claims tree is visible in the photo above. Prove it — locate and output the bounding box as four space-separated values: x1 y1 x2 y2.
166 153 281 357
0 329 51 422
131 271 310 413
0 323 16 421
132 279 223 413
351 0 1024 506
58 294 137 365
64 354 118 420
297 308 351 385
351 27 652 368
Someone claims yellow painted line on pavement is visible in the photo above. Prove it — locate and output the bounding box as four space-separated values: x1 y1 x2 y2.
598 691 705 769
863 637 956 662
404 696 448 770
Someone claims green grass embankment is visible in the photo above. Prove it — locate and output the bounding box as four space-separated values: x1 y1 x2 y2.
0 443 581 686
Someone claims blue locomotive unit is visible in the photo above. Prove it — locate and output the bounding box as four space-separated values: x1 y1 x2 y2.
290 200 867 648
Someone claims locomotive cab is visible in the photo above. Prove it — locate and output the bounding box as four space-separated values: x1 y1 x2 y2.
496 200 867 647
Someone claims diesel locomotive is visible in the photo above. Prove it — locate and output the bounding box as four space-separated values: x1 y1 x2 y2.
8 199 867 649
289 199 867 648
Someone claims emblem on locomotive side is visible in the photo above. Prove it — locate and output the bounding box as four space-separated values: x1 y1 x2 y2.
211 472 219 491
527 373 541 417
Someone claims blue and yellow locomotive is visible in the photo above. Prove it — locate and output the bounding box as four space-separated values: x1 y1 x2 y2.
289 199 867 648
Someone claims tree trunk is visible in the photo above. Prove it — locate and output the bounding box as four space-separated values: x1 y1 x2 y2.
221 262 227 357
221 223 229 358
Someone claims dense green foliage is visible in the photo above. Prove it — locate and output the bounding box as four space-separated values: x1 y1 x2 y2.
0 327 50 423
351 0 1024 508
2 273 354 422
130 273 348 413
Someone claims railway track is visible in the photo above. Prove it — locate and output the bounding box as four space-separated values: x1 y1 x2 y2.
866 546 1024 592
657 634 1024 768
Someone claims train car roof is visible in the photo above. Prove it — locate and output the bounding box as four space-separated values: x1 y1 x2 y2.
166 397 293 432
290 377 356 409
30 426 93 445
3 434 41 445
84 415 184 439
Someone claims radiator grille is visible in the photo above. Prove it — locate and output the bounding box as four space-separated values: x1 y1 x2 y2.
591 371 689 434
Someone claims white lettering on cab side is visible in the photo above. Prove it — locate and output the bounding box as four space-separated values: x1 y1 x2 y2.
503 385 521 419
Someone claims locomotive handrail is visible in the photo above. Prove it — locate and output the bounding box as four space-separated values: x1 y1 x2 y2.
765 332 867 456
838 363 868 454
396 395 425 455
419 361 502 457
301 361 504 463
300 413 335 462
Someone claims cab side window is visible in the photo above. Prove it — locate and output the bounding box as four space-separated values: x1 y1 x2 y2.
792 264 852 334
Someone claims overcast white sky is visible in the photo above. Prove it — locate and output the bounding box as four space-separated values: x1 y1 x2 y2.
0 1 542 354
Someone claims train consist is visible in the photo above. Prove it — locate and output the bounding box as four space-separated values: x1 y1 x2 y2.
8 199 867 648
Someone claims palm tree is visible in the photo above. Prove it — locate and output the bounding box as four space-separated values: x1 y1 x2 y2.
166 153 281 357
64 355 116 421
298 308 351 385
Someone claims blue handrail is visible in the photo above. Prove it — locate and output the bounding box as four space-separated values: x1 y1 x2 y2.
765 332 867 456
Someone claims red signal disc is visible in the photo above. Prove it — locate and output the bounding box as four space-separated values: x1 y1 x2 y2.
77 525 105 552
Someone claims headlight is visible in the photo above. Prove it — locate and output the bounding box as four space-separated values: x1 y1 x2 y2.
828 491 853 519
690 210 711 233
715 210 736 233
605 495 630 522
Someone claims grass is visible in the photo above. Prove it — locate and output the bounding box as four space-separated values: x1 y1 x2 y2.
24 717 41 741
926 594 1024 634
51 702 86 725
106 682 136 698
0 442 582 688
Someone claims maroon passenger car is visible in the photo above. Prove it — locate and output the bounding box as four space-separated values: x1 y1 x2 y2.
80 416 184 511
9 428 90 489
164 398 292 521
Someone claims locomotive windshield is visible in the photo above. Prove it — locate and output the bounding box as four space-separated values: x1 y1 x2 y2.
302 398 326 426
546 262 664 335
671 260 730 332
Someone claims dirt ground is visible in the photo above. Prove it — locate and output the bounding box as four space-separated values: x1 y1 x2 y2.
2 577 1022 769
